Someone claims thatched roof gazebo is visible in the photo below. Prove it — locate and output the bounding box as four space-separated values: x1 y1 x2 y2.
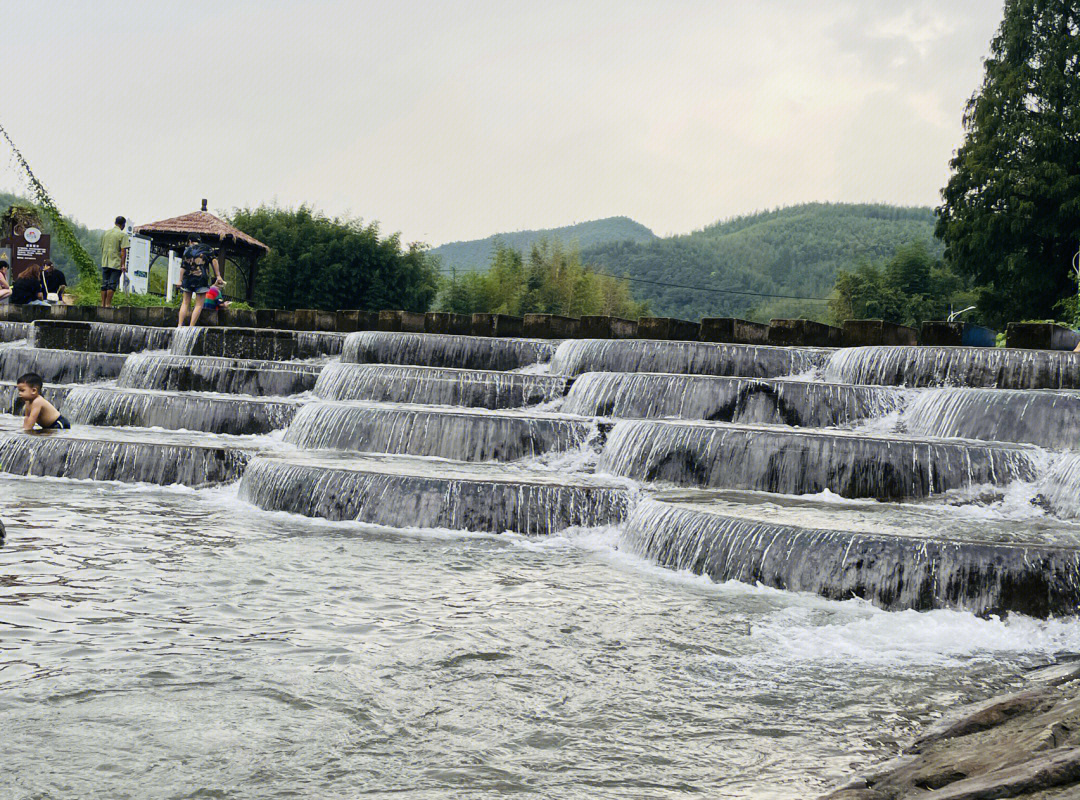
136 200 269 300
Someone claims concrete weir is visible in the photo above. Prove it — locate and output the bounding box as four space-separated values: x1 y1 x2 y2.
0 346 127 383
550 338 830 378
30 320 174 353
597 419 1039 499
562 372 904 426
284 401 595 460
0 422 249 487
238 453 633 534
118 353 321 395
622 496 1080 617
313 362 571 408
342 331 557 371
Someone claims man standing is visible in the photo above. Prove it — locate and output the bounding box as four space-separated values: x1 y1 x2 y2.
100 215 129 307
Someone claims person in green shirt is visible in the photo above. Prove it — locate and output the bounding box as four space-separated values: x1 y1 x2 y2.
99 216 130 307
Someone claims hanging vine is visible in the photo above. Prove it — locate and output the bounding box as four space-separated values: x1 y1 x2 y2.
0 121 99 286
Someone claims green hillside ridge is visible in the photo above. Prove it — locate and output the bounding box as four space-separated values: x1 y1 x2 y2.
432 216 656 272
582 203 943 322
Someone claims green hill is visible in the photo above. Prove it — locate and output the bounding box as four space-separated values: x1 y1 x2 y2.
582 203 943 321
432 216 656 272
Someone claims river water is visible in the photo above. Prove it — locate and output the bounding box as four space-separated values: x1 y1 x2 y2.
5 474 1080 799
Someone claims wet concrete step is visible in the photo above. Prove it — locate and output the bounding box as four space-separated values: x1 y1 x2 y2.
238 451 632 534
118 353 322 396
342 331 557 371
625 491 1080 616
0 346 127 384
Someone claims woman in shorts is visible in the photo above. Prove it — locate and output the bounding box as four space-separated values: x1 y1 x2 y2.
177 235 224 327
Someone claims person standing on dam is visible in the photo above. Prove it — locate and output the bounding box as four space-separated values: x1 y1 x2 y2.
100 216 129 308
177 234 224 327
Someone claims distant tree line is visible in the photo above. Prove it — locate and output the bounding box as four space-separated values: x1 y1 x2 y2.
436 240 648 319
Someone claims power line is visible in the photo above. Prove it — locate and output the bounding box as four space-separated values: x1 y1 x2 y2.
437 266 831 303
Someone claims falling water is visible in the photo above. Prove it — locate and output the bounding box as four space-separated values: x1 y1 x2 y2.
621 497 1080 617
117 353 321 396
549 339 830 378
284 401 595 461
0 381 73 415
905 387 1080 449
313 362 571 407
170 327 346 360
825 346 1080 389
0 321 31 341
596 419 1040 499
0 430 249 486
342 331 558 371
563 372 904 425
62 386 300 434
238 454 632 534
0 346 128 383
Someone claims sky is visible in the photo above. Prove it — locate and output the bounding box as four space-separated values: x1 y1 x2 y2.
0 0 1003 244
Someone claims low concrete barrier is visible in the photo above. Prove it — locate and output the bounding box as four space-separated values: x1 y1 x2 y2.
768 318 842 347
698 317 769 344
273 310 296 330
637 317 700 341
523 314 580 339
1006 322 1080 351
841 319 918 347
580 315 637 339
919 321 998 347
425 312 472 336
335 310 378 332
472 313 523 337
378 310 426 333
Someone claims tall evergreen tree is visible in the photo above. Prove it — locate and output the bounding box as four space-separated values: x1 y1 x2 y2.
936 0 1080 326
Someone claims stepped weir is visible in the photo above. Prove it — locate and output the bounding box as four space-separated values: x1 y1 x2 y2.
4 318 1080 617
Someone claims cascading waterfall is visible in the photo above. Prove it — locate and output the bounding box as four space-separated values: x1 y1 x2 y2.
62 386 300 434
284 402 595 461
295 331 347 359
621 498 1080 618
0 381 72 415
0 321 30 342
563 372 904 425
342 331 557 371
170 327 346 360
0 431 248 486
313 362 571 408
170 326 204 355
238 455 632 534
905 387 1080 449
596 419 1039 499
118 353 321 395
825 345 1080 389
0 346 127 383
549 339 829 378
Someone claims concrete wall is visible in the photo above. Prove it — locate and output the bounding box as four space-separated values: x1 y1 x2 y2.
841 319 918 347
698 318 769 345
768 319 843 348
1006 322 1080 351
637 317 700 341
580 316 637 339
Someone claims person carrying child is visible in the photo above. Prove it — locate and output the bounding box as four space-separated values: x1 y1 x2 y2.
178 234 225 327
16 372 70 431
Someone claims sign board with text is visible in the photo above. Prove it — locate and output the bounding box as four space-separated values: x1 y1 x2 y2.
10 227 51 279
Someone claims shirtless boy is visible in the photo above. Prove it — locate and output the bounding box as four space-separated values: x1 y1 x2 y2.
16 373 70 431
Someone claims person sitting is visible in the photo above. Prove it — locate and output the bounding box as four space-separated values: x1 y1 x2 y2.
40 260 67 303
11 265 49 305
16 372 70 431
0 264 11 302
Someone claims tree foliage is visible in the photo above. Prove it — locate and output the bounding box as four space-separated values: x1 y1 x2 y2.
828 243 971 327
229 206 439 311
936 0 1080 327
437 239 648 319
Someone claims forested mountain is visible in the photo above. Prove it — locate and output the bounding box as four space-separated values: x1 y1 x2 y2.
0 191 105 282
432 216 656 272
583 203 943 321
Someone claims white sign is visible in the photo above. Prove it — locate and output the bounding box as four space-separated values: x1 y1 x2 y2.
125 235 152 294
23 227 41 243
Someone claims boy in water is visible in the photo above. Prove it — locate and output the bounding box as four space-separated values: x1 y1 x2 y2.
16 373 70 431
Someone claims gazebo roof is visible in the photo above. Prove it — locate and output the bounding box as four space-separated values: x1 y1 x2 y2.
136 205 269 254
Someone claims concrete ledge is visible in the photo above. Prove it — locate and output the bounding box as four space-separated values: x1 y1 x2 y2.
920 320 998 348
841 319 918 347
637 317 700 341
471 313 523 337
0 304 53 323
523 313 580 339
768 318 842 347
1006 322 1080 351
425 312 472 335
378 310 426 333
293 309 336 331
335 310 377 332
580 315 637 339
29 320 93 351
255 309 276 328
195 327 299 360
698 317 770 344
273 310 296 330
222 308 257 328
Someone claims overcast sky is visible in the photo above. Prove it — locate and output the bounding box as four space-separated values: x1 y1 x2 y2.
0 1 1002 244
